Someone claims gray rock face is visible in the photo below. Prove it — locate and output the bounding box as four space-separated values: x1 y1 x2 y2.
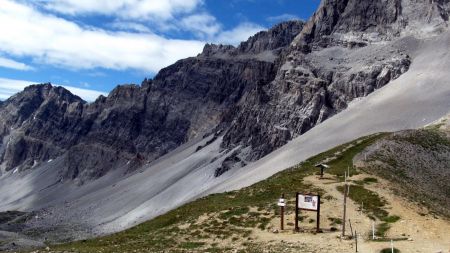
0 0 448 182
0 84 86 172
0 22 293 181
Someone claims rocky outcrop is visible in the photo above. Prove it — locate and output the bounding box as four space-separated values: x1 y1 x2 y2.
0 22 291 181
1 0 448 181
237 20 305 54
0 84 86 172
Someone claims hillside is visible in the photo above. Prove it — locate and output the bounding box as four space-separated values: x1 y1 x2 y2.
24 124 449 253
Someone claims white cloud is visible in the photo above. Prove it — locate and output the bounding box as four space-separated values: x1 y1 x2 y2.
0 0 266 74
180 13 222 39
38 0 203 20
213 23 265 46
109 21 151 33
0 0 205 73
267 13 301 23
0 56 34 71
0 77 107 101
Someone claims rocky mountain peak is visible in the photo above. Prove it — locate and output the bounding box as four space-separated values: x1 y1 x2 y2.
7 83 83 106
200 20 305 58
237 20 305 54
293 0 449 49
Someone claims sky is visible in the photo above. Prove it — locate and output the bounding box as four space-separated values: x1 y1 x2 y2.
0 0 320 101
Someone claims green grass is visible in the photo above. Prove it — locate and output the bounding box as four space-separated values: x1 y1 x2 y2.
363 177 378 184
47 133 387 253
376 223 391 237
180 241 205 249
380 248 400 253
383 215 401 223
354 177 378 185
328 217 342 225
337 184 388 220
219 207 250 219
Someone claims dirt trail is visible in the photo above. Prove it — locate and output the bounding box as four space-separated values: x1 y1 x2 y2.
244 172 450 253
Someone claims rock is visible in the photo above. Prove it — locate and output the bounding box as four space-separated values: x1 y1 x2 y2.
3 0 447 179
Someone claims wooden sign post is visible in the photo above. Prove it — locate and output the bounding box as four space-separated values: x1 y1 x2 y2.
316 195 321 233
295 192 299 231
342 184 349 237
277 194 286 230
296 193 321 233
315 164 329 179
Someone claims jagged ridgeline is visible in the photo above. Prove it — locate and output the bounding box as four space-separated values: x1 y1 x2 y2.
2 0 449 179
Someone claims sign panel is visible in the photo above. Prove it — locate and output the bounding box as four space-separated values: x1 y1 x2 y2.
297 194 319 211
277 198 286 207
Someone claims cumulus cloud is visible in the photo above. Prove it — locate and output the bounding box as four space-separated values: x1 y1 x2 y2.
0 0 205 73
214 23 265 46
0 0 266 74
38 0 203 20
180 13 222 39
0 56 34 71
0 77 107 101
267 13 301 23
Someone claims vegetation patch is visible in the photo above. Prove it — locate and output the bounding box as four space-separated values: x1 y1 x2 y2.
376 222 391 237
382 215 401 223
337 184 388 220
179 241 205 249
328 217 342 225
380 248 400 253
363 177 378 184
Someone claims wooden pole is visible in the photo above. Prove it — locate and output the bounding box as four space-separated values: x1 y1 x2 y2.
355 230 358 252
295 192 299 231
316 195 321 233
372 221 375 240
342 184 348 237
280 193 285 230
348 219 354 238
391 239 394 253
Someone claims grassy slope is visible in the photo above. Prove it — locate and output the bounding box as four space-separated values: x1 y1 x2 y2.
361 128 450 218
47 133 388 253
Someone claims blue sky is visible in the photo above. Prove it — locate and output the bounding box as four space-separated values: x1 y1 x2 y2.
0 0 319 101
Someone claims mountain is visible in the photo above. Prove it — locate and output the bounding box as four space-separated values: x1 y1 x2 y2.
1 0 450 250
0 21 305 182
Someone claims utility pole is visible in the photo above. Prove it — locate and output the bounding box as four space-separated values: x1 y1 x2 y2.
280 193 284 230
280 194 285 230
348 219 354 238
342 184 348 237
316 195 321 233
372 221 376 240
295 192 299 232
